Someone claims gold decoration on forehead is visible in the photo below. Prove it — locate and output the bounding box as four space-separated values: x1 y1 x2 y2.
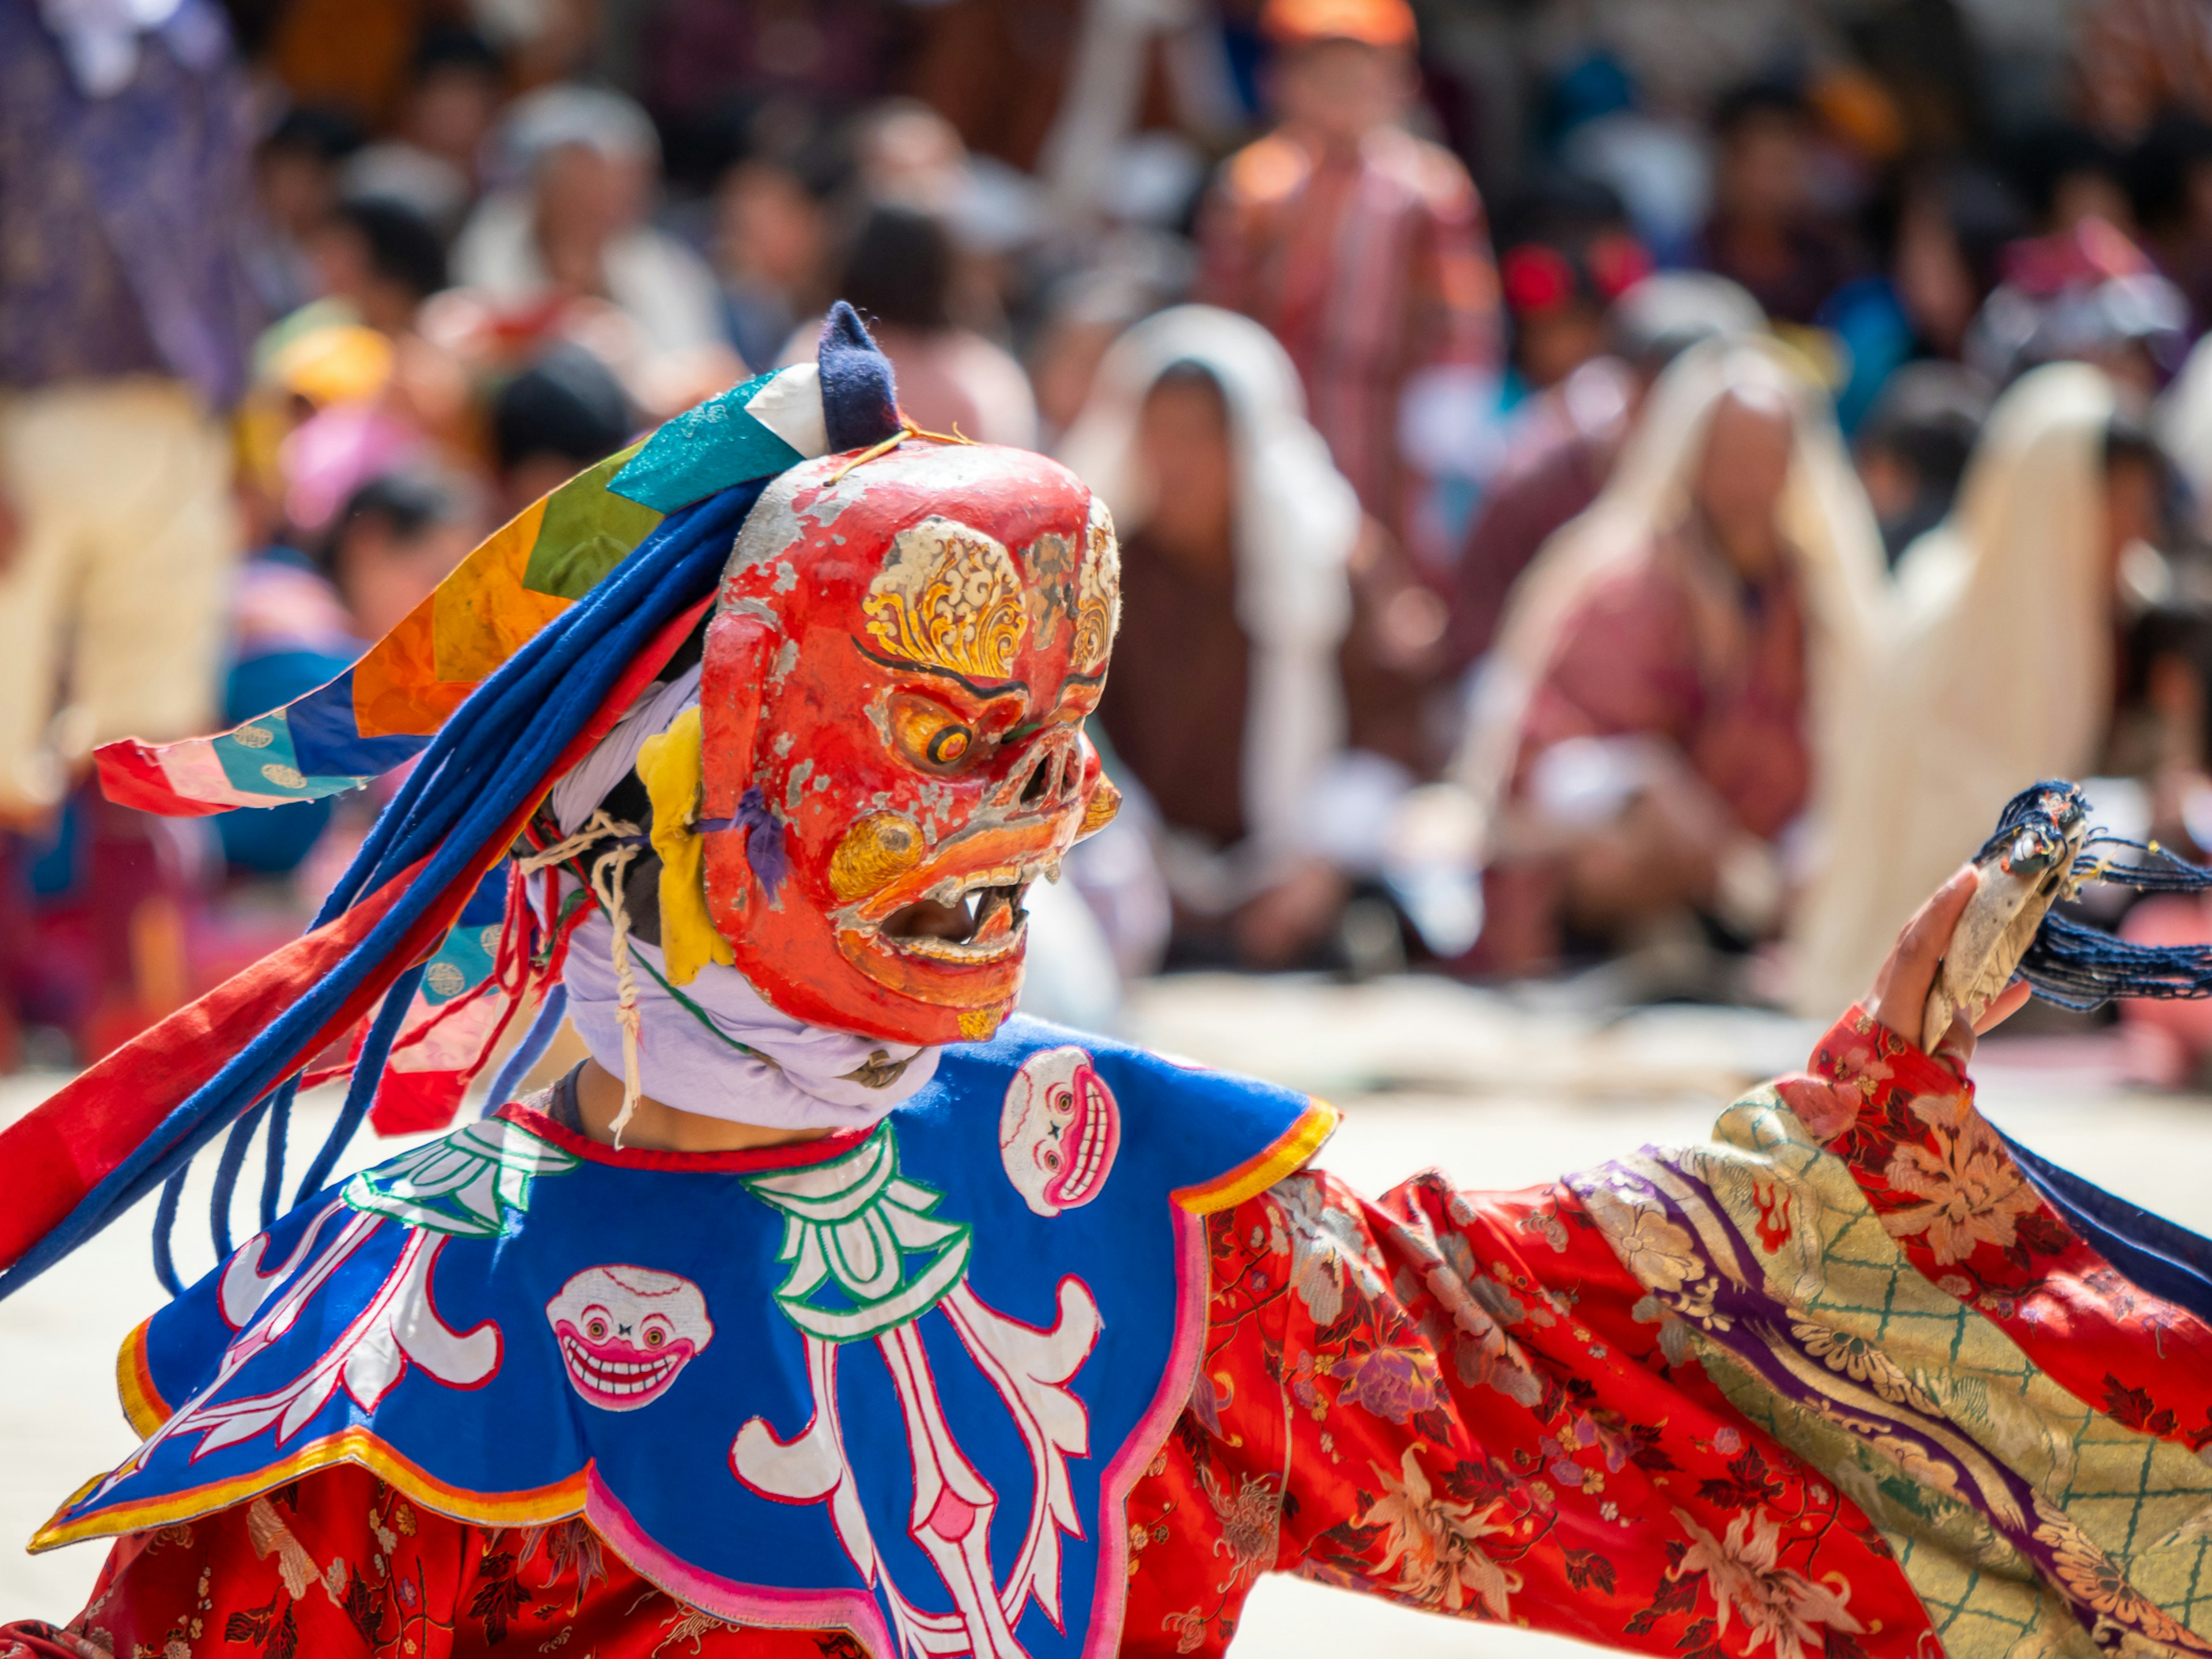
1070 502 1121 675
862 516 1030 681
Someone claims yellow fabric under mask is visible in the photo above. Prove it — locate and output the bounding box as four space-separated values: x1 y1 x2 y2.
634 705 736 986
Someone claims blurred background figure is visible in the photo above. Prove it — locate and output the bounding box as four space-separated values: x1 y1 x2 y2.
1195 0 1501 567
0 0 259 1062
247 104 363 319
339 25 504 240
1794 364 2172 1010
1460 344 1886 988
711 145 832 376
320 463 486 645
1965 215 2190 394
1698 79 1862 328
453 84 738 408
1063 305 1449 972
489 343 636 518
1853 361 1993 563
1445 271 1765 675
813 202 1038 448
308 196 449 338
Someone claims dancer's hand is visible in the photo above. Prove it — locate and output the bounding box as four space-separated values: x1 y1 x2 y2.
1865 863 2033 1067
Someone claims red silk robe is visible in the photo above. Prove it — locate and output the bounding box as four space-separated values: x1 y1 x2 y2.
9 1011 2210 1659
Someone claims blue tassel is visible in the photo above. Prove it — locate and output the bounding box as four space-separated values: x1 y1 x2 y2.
479 983 568 1117
1985 780 2212 1009
0 479 764 1304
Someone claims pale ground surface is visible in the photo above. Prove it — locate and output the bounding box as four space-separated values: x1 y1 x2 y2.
5 971 2210 1656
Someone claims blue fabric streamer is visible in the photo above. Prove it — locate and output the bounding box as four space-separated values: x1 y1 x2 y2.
0 480 764 1304
289 961 427 1207
479 983 567 1117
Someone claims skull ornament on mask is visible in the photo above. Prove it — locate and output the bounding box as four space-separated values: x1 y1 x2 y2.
698 442 1122 1046
546 1264 716 1411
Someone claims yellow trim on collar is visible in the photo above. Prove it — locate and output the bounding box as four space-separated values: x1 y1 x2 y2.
1172 1098 1339 1215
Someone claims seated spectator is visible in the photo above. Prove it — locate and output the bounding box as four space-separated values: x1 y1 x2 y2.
2009 120 2136 235
1028 267 1162 449
1853 362 1991 563
1698 80 1861 325
490 344 635 520
1793 365 2171 1010
454 86 730 363
1445 272 1764 672
1061 305 1450 969
307 197 448 337
247 104 362 319
1493 176 1650 395
713 154 829 374
214 548 362 878
1964 216 2188 395
1463 343 1886 978
796 204 1037 449
323 465 487 645
340 26 505 238
1815 161 2025 430
1498 229 1652 396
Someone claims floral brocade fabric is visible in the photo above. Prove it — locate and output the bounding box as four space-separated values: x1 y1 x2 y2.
1120 1167 1930 1658
19 1011 2212 1659
1585 1009 2212 1659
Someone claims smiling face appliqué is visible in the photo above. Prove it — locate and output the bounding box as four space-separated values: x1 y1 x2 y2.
546 1264 716 1411
999 1046 1123 1218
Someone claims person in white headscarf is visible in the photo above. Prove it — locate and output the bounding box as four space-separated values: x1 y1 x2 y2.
1456 339 1888 976
1790 362 2171 1013
453 85 728 363
1059 304 1452 967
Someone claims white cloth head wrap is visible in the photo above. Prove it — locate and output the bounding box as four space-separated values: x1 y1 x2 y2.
563 914 939 1130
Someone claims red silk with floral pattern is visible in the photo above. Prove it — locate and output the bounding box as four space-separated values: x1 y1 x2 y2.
1118 1170 1931 1658
14 1164 1932 1659
31 1010 2212 1657
697 442 1121 1046
1781 1009 2212 1454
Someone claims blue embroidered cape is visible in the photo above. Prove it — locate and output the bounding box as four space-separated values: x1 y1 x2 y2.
41 1018 1334 1658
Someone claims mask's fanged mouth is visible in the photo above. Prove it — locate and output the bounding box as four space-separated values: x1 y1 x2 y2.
878 868 1039 963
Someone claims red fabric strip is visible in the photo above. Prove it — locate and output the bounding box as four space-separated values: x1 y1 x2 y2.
0 594 715 1277
93 742 230 819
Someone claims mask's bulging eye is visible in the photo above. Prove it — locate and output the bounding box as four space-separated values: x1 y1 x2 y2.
888 692 980 776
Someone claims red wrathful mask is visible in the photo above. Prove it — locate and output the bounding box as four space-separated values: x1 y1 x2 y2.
699 441 1122 1046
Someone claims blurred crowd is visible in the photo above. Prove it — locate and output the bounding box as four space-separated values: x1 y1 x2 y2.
25 0 2212 1081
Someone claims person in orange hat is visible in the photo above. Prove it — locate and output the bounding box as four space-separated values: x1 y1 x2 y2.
1194 0 1501 570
